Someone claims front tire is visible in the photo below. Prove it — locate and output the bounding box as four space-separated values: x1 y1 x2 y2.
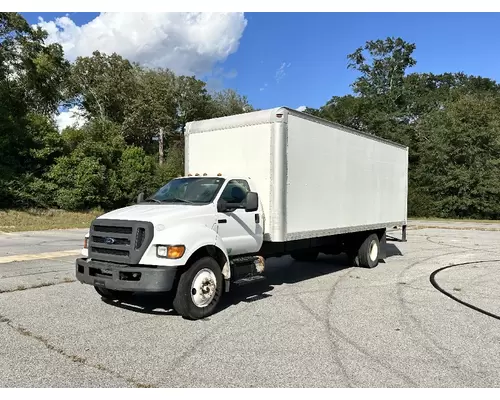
172 256 223 320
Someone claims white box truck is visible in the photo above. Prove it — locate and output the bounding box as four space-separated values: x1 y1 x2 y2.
76 107 408 319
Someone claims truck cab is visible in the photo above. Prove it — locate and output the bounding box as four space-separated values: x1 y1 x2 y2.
76 174 265 320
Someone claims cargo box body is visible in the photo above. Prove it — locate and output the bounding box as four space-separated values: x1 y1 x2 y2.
185 107 408 243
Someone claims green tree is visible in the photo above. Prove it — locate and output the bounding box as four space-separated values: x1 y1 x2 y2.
66 51 138 124
118 146 158 203
0 12 69 208
348 36 416 99
173 75 213 137
413 93 500 219
48 119 126 210
211 88 254 117
122 67 177 155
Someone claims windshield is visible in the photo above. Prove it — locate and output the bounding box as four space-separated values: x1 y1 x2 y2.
147 177 225 205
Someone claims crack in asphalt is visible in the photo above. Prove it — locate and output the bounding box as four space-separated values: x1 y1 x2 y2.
0 279 76 294
0 314 156 388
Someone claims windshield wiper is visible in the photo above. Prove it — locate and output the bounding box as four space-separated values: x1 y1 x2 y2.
146 197 196 204
172 197 196 204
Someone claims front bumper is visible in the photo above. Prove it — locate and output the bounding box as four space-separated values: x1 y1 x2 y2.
76 258 178 292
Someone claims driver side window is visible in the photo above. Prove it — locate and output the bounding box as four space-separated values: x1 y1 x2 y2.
220 179 250 208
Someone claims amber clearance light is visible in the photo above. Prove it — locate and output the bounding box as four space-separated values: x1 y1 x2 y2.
156 245 186 259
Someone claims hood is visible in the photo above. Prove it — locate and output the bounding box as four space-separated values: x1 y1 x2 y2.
97 203 214 226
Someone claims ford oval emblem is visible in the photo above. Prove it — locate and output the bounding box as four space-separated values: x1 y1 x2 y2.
105 237 115 245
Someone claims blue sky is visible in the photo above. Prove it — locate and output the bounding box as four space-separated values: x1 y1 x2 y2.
22 12 500 111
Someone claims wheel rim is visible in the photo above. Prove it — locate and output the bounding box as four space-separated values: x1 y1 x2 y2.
369 240 378 262
191 268 217 308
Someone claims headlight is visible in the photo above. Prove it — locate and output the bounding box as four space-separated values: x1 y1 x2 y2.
156 245 185 259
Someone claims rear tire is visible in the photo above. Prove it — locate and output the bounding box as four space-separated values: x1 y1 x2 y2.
172 256 223 320
291 249 319 262
357 233 380 268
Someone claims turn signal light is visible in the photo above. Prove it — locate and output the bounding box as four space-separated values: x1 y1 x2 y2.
83 236 88 249
156 245 185 259
167 245 185 259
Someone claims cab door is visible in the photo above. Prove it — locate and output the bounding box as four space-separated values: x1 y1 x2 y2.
216 179 263 256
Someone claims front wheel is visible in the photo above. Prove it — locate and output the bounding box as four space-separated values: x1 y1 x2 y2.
172 256 223 320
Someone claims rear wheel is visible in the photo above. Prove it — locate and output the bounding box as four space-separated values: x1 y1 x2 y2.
172 256 223 320
356 233 380 268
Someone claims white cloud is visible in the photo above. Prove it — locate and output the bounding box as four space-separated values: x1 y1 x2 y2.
259 83 268 92
35 12 247 76
296 105 307 112
275 62 291 83
55 106 87 132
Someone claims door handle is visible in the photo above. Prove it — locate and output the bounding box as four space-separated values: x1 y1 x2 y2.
255 214 260 224
218 219 227 224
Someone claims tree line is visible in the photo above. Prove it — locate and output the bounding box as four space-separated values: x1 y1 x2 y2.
2 13 499 219
304 37 500 219
0 12 253 211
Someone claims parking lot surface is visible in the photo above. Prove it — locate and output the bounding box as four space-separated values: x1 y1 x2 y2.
1 223 499 387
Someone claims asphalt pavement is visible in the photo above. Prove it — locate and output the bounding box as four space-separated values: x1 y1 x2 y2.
1 223 499 387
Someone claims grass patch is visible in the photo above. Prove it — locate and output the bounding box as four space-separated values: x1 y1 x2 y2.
410 225 500 232
410 217 500 224
0 209 102 232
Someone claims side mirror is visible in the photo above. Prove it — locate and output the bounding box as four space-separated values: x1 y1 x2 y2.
217 192 259 213
245 192 259 212
137 192 145 203
217 199 228 213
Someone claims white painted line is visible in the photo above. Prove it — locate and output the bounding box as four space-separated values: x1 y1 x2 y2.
0 250 81 264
